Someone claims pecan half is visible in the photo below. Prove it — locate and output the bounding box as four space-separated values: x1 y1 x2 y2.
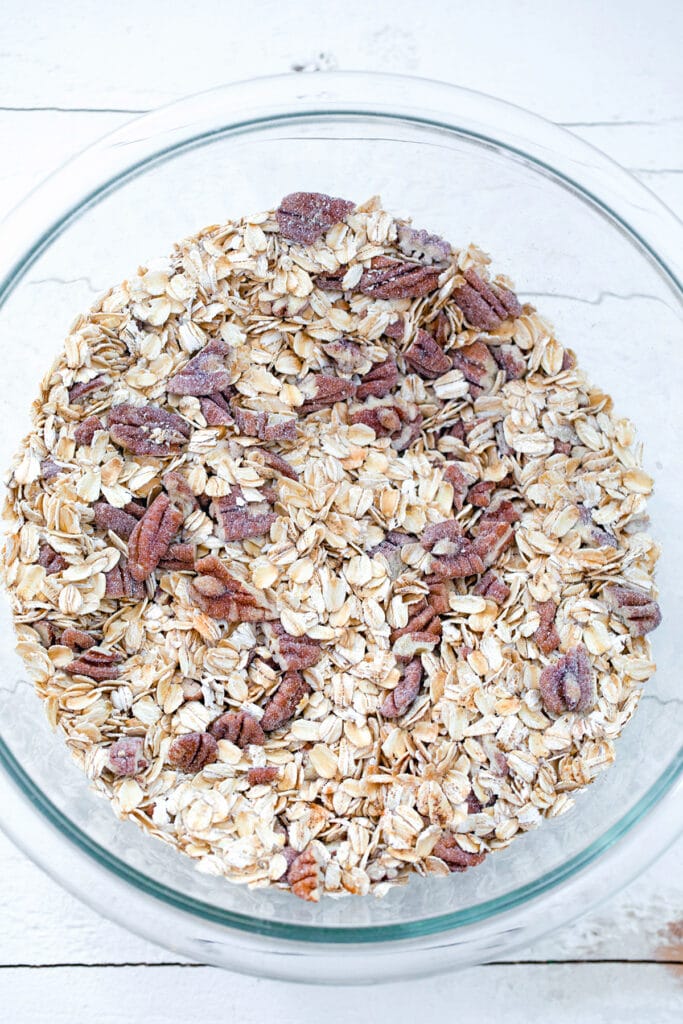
453 269 522 331
210 486 276 542
287 846 320 902
107 736 148 777
38 543 67 575
356 357 399 400
61 627 96 650
161 470 198 519
260 670 311 731
209 710 265 747
451 341 498 394
190 555 273 622
249 448 298 481
200 391 234 426
379 658 423 718
127 493 183 581
603 583 662 637
68 375 106 403
233 406 297 442
167 339 232 396
422 520 485 579
539 645 596 715
473 570 510 604
397 224 450 264
432 832 487 872
405 328 452 379
247 766 279 786
492 343 526 380
467 481 496 508
443 463 476 511
300 374 356 413
93 502 139 540
74 415 104 446
534 600 561 654
266 621 323 671
276 191 354 244
66 649 122 681
368 530 412 579
168 731 218 773
108 403 190 457
321 338 372 376
105 558 146 600
158 542 195 570
359 255 441 300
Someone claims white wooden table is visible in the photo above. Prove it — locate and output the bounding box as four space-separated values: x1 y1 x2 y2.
1 1 682 1018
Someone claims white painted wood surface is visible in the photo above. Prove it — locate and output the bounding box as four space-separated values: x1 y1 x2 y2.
1 0 682 1016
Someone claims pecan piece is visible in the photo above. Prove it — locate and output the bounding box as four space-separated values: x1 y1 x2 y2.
168 731 218 773
405 328 452 379
467 480 496 508
432 311 451 347
107 736 148 777
287 846 320 902
265 621 323 671
534 600 561 654
380 658 423 718
384 317 405 340
576 504 617 548
167 339 232 396
260 670 311 732
68 375 106 403
158 543 195 571
539 645 595 715
233 406 297 442
314 269 346 292
390 593 443 659
108 403 190 457
250 448 298 481
300 374 356 413
368 530 412 579
321 338 372 376
33 619 56 647
554 439 573 456
61 627 96 650
603 583 662 637
349 399 422 452
473 570 510 604
453 269 522 331
451 341 498 394
127 493 183 581
356 358 399 400
199 391 234 427
422 520 485 579
210 486 277 543
359 255 441 300
432 832 487 872
209 710 265 748
161 470 198 519
105 558 146 600
492 343 526 380
443 463 476 511
66 649 122 681
40 458 65 480
38 542 67 575
247 766 279 786
276 191 354 244
397 224 450 265
93 501 139 540
472 520 515 570
190 555 273 622
74 415 104 445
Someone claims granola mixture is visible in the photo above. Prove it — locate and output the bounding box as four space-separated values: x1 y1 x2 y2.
2 193 662 900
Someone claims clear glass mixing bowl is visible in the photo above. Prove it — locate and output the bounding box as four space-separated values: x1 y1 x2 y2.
0 73 682 984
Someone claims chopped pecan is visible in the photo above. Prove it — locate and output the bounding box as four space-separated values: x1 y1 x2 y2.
68 375 106 403
181 679 203 702
603 583 662 637
66 649 122 681
108 403 190 457
300 374 356 413
38 543 67 575
576 505 617 548
167 338 232 396
107 736 148 777
562 349 577 371
209 710 265 747
453 269 522 331
74 415 104 445
356 358 399 400
539 645 595 715
443 463 476 511
380 658 423 718
405 328 452 379
33 619 56 647
190 555 273 622
397 224 450 264
200 391 234 427
40 458 65 480
368 530 412 579
160 470 198 520
260 670 311 731
61 627 96 650
422 520 485 579
480 499 520 525
233 406 297 441
321 338 372 376
432 311 451 347
276 191 354 244
314 269 346 292
359 255 441 300
93 502 139 540
349 400 422 451
168 731 218 773
554 439 573 455
105 558 146 600
473 570 510 604
384 317 405 340
472 516 515 570
287 847 320 902
492 343 526 380
266 621 323 671
247 765 279 786
534 600 561 654
451 341 498 394
390 582 448 659
210 486 276 543
127 493 183 581
467 791 483 815
467 480 496 508
158 542 195 570
250 448 298 481
123 500 146 520
432 833 487 872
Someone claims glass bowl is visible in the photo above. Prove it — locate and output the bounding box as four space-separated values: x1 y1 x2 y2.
0 72 682 985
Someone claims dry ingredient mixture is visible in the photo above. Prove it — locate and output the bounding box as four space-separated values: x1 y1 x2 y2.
2 193 662 901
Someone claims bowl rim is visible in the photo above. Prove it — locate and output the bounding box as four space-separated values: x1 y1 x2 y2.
1 70 682 951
